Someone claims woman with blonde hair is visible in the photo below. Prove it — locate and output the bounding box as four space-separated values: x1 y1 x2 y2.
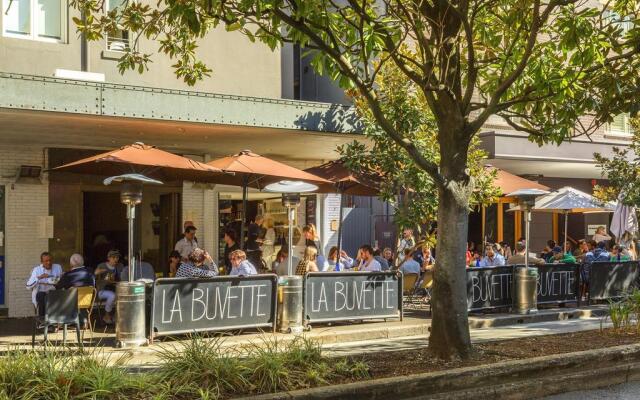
303 224 325 268
296 246 319 276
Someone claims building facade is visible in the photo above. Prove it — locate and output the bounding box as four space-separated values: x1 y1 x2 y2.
0 0 362 317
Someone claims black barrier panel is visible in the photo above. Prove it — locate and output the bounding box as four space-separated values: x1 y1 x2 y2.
150 275 278 339
466 266 513 311
303 272 402 323
589 261 640 301
536 264 579 304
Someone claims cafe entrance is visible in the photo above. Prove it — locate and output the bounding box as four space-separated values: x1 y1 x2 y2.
80 188 181 274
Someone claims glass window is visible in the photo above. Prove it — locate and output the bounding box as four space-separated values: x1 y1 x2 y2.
37 0 61 39
105 0 130 51
4 0 31 35
609 113 632 136
3 0 64 41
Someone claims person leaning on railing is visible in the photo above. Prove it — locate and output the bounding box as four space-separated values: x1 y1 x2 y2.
176 248 218 278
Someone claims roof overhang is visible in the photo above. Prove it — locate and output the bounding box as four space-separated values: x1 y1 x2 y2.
479 130 632 179
0 72 364 161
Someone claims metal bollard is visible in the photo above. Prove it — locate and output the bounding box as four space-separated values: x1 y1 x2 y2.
115 281 148 348
277 275 304 334
513 266 538 315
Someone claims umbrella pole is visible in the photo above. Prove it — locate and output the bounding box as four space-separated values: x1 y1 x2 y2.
127 202 135 282
564 211 568 254
337 191 345 266
287 205 294 276
240 176 249 249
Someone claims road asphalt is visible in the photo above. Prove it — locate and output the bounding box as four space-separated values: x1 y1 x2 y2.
541 381 640 399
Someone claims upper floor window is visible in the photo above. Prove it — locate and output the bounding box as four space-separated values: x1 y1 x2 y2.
105 0 130 52
608 113 633 136
604 9 633 34
2 0 65 42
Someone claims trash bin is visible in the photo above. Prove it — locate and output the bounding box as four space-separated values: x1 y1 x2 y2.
115 281 148 348
277 275 304 334
513 266 538 315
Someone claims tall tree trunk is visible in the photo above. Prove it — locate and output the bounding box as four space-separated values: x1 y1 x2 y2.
428 125 474 359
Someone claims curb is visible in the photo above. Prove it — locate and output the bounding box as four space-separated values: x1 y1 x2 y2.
467 306 607 329
239 342 640 400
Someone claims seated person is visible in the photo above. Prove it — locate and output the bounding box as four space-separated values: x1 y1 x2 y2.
479 244 505 267
573 239 589 263
229 249 258 276
373 248 390 271
56 254 95 289
540 240 556 261
421 245 435 272
94 249 124 325
295 246 319 276
398 248 421 275
356 245 382 271
176 248 219 278
326 247 353 272
272 248 300 276
26 252 63 317
121 258 157 282
550 246 576 264
507 241 544 265
168 250 181 277
610 244 632 262
585 241 611 263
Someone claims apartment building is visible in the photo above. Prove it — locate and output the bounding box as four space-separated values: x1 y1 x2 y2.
0 0 361 317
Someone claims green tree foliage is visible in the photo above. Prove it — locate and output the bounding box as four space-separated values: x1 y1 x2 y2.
594 118 640 205
67 0 640 359
338 53 501 232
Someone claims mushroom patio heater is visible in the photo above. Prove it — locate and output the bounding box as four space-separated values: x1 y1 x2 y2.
507 188 549 315
105 174 162 348
265 180 318 333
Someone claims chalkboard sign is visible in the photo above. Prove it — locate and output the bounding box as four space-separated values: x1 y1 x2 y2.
536 263 578 304
150 275 278 338
589 261 640 301
303 272 402 323
466 266 513 311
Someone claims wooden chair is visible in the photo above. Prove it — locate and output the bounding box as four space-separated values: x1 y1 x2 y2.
417 270 434 304
77 286 96 341
402 273 419 305
32 288 81 348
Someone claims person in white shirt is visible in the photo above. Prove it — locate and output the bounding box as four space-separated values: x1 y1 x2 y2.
26 252 63 316
358 245 382 272
395 228 415 265
229 249 258 276
398 248 421 275
174 226 199 262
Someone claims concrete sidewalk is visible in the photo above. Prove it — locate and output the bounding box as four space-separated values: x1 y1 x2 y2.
0 305 609 367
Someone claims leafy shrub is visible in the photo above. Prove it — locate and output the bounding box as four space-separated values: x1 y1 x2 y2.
0 335 369 399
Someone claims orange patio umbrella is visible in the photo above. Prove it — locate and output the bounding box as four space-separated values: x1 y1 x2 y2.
488 166 549 194
52 142 226 182
207 150 330 247
304 159 380 196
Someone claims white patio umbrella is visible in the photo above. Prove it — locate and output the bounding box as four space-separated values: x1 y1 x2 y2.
511 186 616 251
610 196 638 241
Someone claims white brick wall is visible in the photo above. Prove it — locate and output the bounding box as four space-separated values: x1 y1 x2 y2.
1 146 49 317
